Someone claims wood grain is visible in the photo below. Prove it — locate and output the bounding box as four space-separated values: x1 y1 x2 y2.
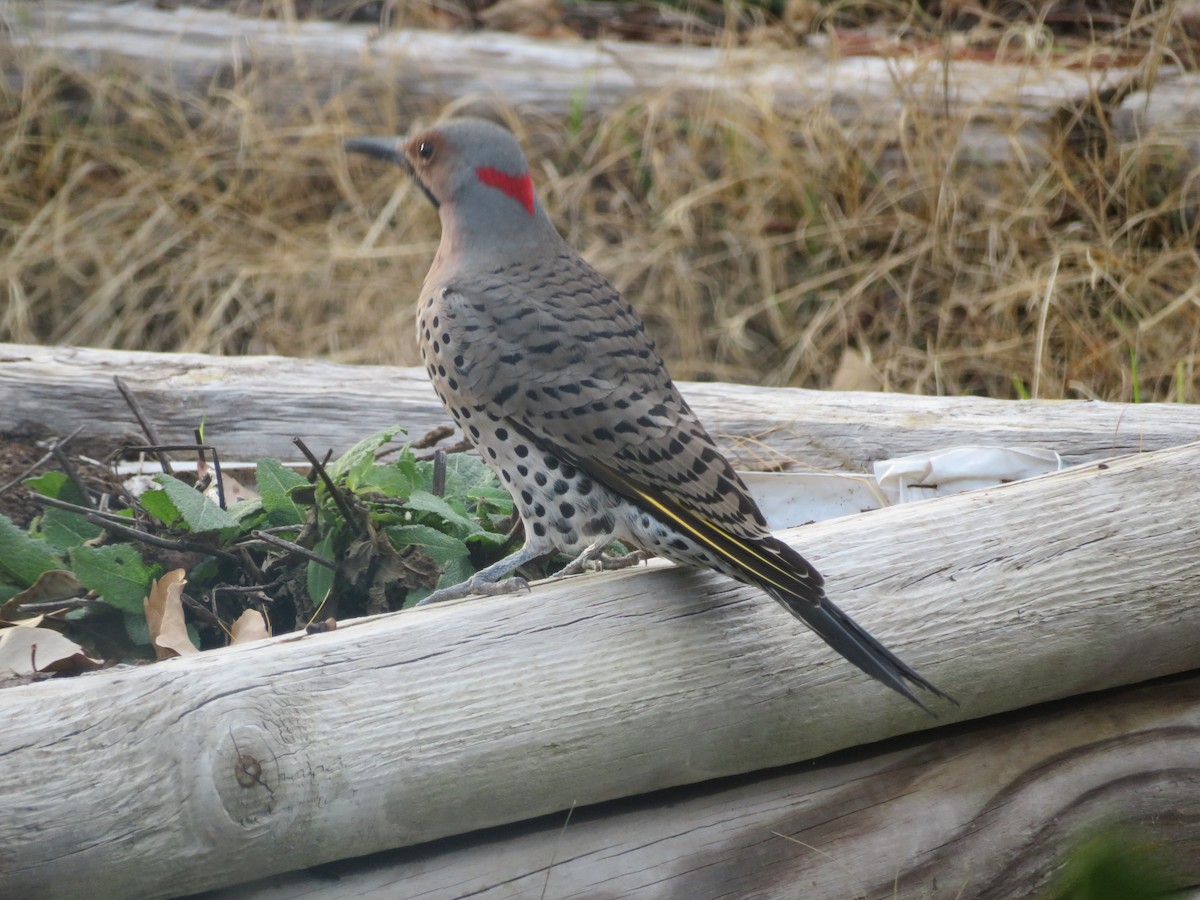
214 675 1200 899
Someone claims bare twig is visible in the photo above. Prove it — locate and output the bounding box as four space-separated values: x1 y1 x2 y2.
432 449 447 498
89 514 242 564
30 494 243 564
15 598 106 614
182 591 229 631
194 428 227 510
50 444 96 510
33 493 141 524
410 423 456 450
0 426 85 496
292 437 362 536
122 442 229 509
244 529 338 571
416 438 472 461
114 377 173 475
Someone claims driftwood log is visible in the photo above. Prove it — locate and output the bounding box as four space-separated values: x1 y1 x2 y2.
11 0 1200 163
3 342 1200 471
1 422 1199 898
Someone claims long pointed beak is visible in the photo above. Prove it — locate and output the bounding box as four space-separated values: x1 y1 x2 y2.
344 136 407 164
345 133 440 210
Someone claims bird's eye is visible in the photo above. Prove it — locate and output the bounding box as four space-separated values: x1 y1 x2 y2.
417 140 435 161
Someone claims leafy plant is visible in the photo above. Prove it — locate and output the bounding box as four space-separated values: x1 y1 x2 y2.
0 427 517 665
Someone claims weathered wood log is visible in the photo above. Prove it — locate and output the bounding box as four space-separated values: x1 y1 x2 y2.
3 342 1199 471
16 0 1197 164
2 437 1199 899
211 673 1200 899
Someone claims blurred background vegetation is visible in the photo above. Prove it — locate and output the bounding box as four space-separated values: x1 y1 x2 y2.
2 0 1198 401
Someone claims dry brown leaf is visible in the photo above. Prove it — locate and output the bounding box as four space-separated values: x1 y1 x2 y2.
200 462 259 506
0 625 101 676
230 609 270 645
0 569 83 621
144 569 198 659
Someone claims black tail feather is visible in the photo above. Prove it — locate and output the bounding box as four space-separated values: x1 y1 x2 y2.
528 437 954 713
763 579 955 715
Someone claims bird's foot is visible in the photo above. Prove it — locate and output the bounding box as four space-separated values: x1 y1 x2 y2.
416 574 530 606
551 543 648 579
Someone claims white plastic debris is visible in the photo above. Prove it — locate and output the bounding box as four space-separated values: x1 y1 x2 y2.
873 446 1063 505
743 446 1064 529
741 472 885 529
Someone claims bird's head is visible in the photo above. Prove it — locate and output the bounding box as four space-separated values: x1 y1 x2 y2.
345 117 557 260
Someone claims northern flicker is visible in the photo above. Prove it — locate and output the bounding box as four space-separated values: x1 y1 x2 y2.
346 118 950 711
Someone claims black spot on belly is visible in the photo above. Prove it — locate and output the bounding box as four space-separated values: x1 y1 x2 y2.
583 514 613 536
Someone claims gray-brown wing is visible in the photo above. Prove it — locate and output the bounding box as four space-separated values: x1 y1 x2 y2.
432 250 769 540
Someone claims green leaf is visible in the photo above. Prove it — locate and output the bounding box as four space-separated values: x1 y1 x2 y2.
388 524 477 606
306 531 336 609
353 464 414 499
123 610 151 646
443 453 512 513
406 490 481 535
70 544 162 613
387 524 471 565
227 498 266 527
37 506 103 551
435 555 476 588
464 527 508 547
0 580 21 606
140 489 182 528
328 427 404 485
442 453 496 494
154 475 240 533
0 513 64 586
256 458 308 526
25 470 86 505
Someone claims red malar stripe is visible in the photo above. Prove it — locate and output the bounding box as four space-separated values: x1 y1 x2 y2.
475 166 536 217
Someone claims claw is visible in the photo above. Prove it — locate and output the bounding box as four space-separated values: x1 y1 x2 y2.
552 543 647 579
417 574 529 606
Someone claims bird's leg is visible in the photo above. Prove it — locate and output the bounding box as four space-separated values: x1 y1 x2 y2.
551 540 648 579
417 544 547 606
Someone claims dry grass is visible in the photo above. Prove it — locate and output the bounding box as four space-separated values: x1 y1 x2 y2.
2 6 1199 402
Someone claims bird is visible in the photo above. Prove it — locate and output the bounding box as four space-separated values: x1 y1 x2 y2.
345 117 951 712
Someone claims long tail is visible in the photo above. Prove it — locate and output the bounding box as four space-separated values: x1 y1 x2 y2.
518 433 954 713
756 537 954 714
